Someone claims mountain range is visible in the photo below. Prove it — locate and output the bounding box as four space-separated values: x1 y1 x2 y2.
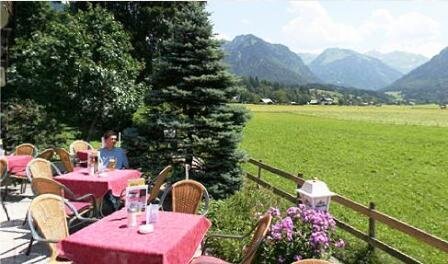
385 47 448 102
309 48 403 90
296 52 318 65
221 34 319 85
221 34 447 102
365 51 428 74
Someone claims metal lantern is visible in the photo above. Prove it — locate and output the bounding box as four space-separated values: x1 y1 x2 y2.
297 179 335 211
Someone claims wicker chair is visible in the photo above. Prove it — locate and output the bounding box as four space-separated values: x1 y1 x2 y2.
69 140 93 155
148 165 173 204
292 260 332 264
31 178 97 219
0 159 10 221
37 148 55 161
26 178 97 256
14 143 38 157
26 158 62 182
190 213 273 264
160 179 210 215
54 148 74 173
27 194 96 262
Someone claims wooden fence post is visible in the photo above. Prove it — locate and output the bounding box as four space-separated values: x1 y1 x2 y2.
257 160 262 188
296 173 302 205
369 202 376 251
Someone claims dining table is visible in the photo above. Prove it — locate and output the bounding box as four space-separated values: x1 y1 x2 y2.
55 168 142 216
55 168 142 199
58 209 211 264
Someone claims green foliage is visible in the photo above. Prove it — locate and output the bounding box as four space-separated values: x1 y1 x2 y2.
13 2 54 39
141 3 250 199
6 5 143 138
206 182 290 262
0 99 69 151
73 2 183 83
239 76 391 105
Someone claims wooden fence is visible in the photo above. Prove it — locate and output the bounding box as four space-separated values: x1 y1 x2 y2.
246 158 448 264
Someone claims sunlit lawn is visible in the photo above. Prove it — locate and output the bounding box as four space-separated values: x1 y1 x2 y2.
241 104 448 263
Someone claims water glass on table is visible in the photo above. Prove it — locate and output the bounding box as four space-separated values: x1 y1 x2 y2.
146 203 159 224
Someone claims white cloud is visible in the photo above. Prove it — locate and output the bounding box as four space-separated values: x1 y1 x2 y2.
213 32 231 41
282 2 443 57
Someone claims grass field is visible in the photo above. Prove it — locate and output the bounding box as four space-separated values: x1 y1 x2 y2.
240 104 448 263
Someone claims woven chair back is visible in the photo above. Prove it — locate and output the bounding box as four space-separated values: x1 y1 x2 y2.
241 213 273 264
148 165 172 203
55 148 74 173
69 140 92 154
27 158 54 180
172 180 206 214
37 148 54 161
291 260 331 264
32 178 64 197
15 143 36 156
28 194 69 257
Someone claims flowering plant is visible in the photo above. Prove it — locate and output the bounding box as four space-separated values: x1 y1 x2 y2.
258 205 345 263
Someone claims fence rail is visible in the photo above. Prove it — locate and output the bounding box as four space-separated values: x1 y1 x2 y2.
246 158 448 263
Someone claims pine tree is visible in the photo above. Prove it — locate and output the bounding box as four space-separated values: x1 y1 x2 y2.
144 2 249 199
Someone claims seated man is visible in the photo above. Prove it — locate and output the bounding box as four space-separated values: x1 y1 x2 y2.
99 130 129 169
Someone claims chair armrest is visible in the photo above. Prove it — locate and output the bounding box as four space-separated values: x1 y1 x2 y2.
159 184 172 211
76 216 98 222
200 188 210 216
74 193 95 203
64 199 98 221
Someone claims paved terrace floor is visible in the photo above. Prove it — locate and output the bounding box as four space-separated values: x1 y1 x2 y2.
1 186 50 264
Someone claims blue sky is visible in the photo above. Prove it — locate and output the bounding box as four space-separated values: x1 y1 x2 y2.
206 0 448 57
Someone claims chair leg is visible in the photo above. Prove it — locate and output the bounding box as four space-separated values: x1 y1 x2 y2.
22 211 28 226
21 182 27 193
1 189 10 221
4 182 9 202
25 236 34 256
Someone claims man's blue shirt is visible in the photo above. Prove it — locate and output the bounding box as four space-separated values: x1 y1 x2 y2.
99 147 129 169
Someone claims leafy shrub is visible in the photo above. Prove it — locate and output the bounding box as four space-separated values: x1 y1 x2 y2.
206 182 290 262
258 205 345 263
0 99 70 151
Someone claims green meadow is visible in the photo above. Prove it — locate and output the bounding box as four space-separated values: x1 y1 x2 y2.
241 104 448 263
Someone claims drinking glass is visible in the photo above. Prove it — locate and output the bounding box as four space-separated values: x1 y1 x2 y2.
108 156 116 169
146 204 160 224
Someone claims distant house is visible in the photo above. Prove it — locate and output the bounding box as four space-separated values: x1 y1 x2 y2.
260 98 274 104
321 97 334 105
308 97 334 105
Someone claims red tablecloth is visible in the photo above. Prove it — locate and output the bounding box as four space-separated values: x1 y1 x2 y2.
4 155 33 174
58 210 211 264
55 168 142 198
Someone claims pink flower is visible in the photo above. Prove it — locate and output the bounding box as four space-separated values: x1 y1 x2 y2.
335 239 345 248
